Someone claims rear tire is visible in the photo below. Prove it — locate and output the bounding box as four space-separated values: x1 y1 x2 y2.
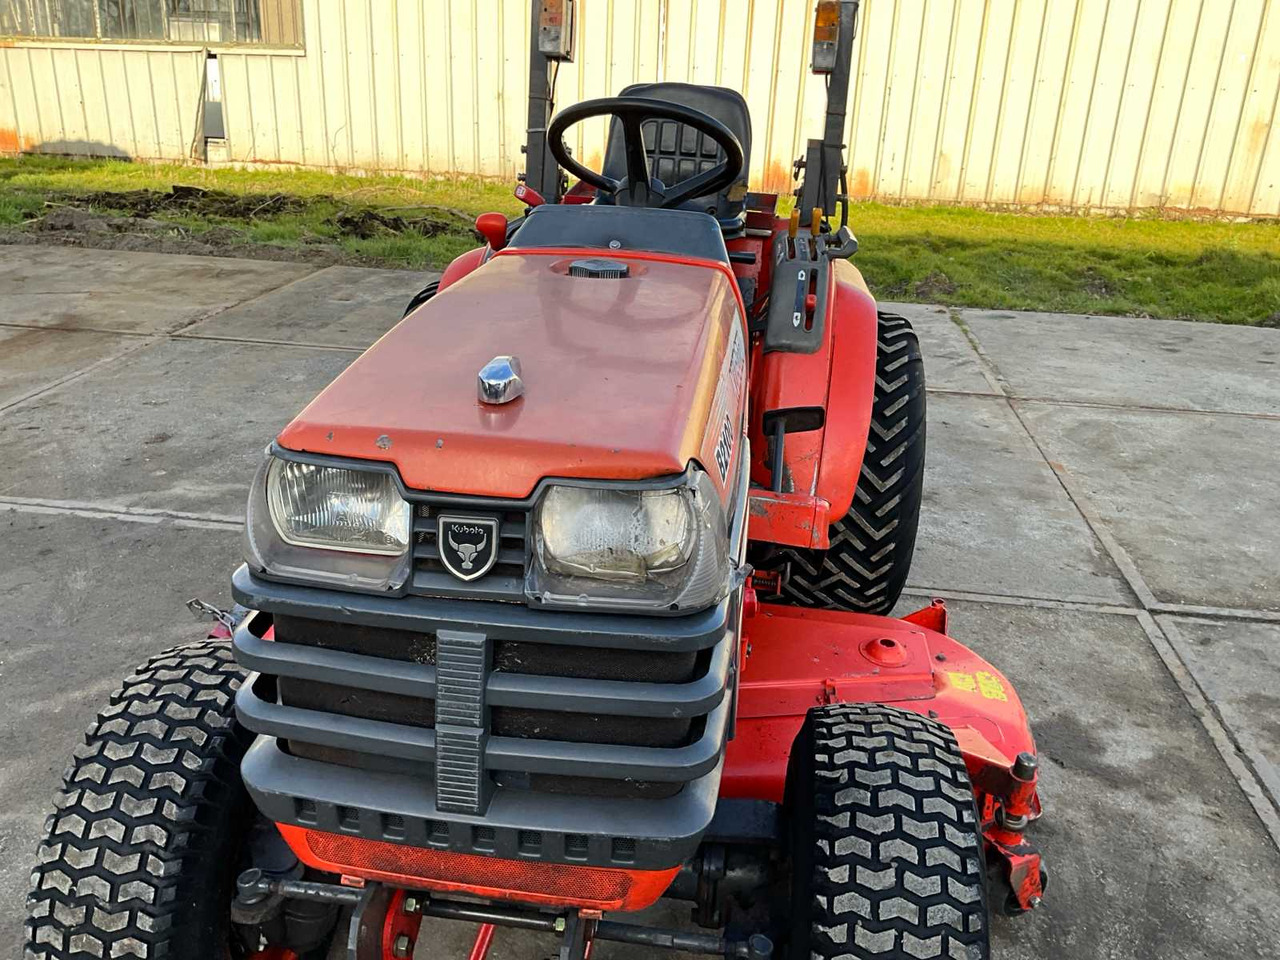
786 704 989 960
760 312 926 615
25 638 251 960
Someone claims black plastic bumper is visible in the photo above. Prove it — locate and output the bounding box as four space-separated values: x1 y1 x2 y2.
231 565 739 871
241 738 724 870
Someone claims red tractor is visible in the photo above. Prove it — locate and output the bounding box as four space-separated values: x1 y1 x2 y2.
26 3 1045 959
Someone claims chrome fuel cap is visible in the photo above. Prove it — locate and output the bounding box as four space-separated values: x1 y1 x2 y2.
478 355 524 405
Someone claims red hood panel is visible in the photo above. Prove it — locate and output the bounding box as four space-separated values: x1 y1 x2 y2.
278 252 742 498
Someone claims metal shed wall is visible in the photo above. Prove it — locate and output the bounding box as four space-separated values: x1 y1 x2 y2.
3 0 1279 216
0 43 205 160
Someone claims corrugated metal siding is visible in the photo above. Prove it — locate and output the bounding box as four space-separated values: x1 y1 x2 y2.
3 0 1279 216
0 45 205 160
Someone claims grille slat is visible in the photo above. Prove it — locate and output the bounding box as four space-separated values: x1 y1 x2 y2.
415 541 526 566
409 571 527 603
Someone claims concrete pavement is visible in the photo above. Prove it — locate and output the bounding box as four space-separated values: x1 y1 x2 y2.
2 246 1278 958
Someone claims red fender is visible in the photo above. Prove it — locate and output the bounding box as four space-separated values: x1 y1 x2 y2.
438 246 488 292
816 260 879 520
746 258 878 546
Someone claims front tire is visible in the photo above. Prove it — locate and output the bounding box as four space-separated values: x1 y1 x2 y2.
760 312 926 615
25 638 251 960
787 704 989 960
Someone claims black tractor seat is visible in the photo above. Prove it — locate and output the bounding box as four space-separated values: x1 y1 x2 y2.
506 204 731 265
601 82 753 235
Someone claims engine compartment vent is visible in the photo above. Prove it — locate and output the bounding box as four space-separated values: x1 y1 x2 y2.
568 258 629 279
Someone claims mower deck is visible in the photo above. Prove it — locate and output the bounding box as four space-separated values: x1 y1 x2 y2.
728 599 1036 800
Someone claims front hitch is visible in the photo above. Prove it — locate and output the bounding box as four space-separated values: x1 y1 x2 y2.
236 872 776 960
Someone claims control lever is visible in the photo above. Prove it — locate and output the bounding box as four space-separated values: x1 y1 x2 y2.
822 224 858 259
514 182 547 207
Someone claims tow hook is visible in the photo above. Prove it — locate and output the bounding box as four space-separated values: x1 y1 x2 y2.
186 597 243 635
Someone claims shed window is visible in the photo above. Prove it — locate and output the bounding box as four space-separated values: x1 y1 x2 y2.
0 0 303 46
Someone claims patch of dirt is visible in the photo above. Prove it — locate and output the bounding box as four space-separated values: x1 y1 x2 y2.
4 184 480 267
64 184 309 219
39 206 181 236
47 184 478 235
1260 311 1280 329
331 207 473 239
1080 267 1113 298
911 270 957 299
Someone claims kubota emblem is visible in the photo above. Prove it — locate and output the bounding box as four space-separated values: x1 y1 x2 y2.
436 515 500 582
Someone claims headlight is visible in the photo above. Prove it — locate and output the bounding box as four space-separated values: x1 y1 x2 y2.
266 459 410 554
245 453 413 592
539 486 694 581
529 468 730 613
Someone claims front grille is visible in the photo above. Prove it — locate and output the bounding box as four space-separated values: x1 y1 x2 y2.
231 561 736 871
410 504 527 602
258 614 724 802
275 615 701 791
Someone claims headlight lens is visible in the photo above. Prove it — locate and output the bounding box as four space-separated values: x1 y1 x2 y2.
267 459 410 554
245 454 413 593
529 468 730 613
539 486 695 581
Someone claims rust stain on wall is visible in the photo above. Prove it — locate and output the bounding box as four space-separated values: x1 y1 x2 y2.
849 168 872 199
0 128 30 153
1245 119 1269 159
759 158 792 194
1018 183 1046 204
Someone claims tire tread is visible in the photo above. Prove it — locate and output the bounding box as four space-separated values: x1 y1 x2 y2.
800 704 988 960
764 312 926 615
25 639 249 960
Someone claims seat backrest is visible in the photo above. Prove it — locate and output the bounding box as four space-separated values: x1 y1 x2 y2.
602 82 753 227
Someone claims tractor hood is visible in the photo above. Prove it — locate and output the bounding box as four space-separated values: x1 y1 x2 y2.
276 251 744 499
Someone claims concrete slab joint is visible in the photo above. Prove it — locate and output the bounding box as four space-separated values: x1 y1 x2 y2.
931 305 1280 858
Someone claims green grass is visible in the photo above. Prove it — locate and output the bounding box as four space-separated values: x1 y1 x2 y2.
842 203 1280 325
0 154 514 268
2 155 1277 324
0 154 518 213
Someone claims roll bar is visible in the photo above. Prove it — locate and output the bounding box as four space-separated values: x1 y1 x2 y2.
521 0 861 220
798 0 861 220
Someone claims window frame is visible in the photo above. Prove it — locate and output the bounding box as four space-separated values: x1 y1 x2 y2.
0 0 305 51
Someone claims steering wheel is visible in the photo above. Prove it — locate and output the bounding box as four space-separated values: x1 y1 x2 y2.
547 97 745 209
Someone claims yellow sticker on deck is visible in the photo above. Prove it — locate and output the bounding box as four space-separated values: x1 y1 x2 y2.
947 670 1007 701
975 671 1008 702
947 672 977 693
